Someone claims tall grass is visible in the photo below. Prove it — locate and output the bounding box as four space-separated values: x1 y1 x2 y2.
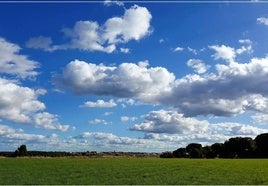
0 157 267 185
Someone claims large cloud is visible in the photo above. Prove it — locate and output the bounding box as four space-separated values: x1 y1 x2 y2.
131 110 209 134
131 109 268 144
163 56 268 117
0 37 39 78
58 60 175 102
58 40 268 118
0 78 69 131
26 5 152 53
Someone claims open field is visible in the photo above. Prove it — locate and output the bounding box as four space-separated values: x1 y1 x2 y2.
0 157 268 185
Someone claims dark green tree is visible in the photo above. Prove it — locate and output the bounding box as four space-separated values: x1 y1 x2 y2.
255 133 268 158
186 143 203 158
160 151 174 158
14 145 28 157
173 148 187 158
223 137 255 158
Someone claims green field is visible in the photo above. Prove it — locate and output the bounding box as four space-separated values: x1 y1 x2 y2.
0 157 268 185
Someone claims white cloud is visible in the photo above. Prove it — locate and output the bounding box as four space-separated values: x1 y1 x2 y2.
120 47 130 53
159 38 164 43
58 60 175 102
62 20 116 53
25 36 60 52
0 78 45 123
210 122 268 136
82 99 117 108
0 78 70 131
121 116 137 122
131 110 209 134
89 119 110 125
187 59 210 74
0 37 39 78
251 113 268 125
209 45 236 62
33 112 70 131
104 0 124 6
159 53 268 117
0 124 63 151
187 47 198 55
27 5 152 53
173 46 184 52
238 39 252 45
103 112 113 116
257 17 268 25
103 5 152 44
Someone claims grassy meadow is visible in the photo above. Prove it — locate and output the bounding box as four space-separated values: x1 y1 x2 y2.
0 157 268 185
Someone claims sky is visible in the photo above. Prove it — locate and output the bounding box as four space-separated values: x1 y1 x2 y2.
1 1 268 152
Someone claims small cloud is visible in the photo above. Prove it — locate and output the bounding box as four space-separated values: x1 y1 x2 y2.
187 59 210 74
257 17 268 25
82 99 117 108
103 112 113 116
104 0 124 7
173 46 184 52
120 47 130 53
89 119 110 125
159 38 165 43
238 39 252 44
187 47 198 55
121 116 138 122
26 36 60 52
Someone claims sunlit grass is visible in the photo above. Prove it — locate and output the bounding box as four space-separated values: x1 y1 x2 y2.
0 157 268 185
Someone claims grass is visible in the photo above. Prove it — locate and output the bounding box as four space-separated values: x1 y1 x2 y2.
0 157 268 185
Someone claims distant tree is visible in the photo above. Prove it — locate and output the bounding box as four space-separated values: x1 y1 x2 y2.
211 143 224 158
223 137 255 158
173 148 187 158
160 151 174 158
186 143 203 158
202 146 216 159
255 133 268 158
14 145 28 157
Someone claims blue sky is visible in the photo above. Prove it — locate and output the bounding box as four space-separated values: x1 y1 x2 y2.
1 1 268 152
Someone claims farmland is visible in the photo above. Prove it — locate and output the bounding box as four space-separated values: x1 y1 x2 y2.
0 157 268 185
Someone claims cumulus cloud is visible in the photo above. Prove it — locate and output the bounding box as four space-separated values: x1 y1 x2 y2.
0 124 63 151
210 122 268 136
82 99 117 108
103 5 152 44
62 20 116 53
131 110 209 134
0 37 39 78
251 113 268 125
27 5 152 53
160 54 268 117
187 59 209 74
58 60 175 102
57 39 268 118
131 109 268 145
33 112 70 131
209 45 236 62
257 17 268 25
0 78 69 131
0 78 45 123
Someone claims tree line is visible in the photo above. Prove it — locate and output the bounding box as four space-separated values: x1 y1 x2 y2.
160 133 268 158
